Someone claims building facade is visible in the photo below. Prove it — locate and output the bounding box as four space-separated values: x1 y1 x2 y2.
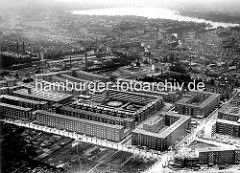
0 102 33 120
175 91 221 118
13 88 73 106
132 112 191 151
35 110 125 142
197 147 240 165
216 104 240 137
0 95 48 111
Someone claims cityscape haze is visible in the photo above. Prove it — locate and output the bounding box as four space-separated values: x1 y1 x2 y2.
1 0 240 173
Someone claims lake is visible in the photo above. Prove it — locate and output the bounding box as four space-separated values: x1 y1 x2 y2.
72 7 239 28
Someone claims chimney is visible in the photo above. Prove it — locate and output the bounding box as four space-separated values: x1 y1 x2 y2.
27 88 32 94
16 42 19 55
190 56 192 70
22 41 25 54
85 52 88 69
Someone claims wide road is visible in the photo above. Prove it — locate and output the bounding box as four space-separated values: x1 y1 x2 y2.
2 119 162 160
175 102 223 148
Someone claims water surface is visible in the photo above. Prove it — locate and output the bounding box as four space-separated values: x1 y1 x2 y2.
73 7 239 28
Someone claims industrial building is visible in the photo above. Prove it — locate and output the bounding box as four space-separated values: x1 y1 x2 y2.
35 70 71 82
75 70 110 82
175 91 221 118
132 112 191 151
35 110 125 142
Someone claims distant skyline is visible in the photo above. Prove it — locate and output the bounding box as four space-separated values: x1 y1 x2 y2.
53 0 240 13
1 0 240 18
55 0 227 4
54 0 234 6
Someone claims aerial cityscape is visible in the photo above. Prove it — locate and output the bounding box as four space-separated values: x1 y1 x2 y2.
1 0 240 172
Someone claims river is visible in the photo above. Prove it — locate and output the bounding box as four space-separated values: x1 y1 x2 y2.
72 7 239 28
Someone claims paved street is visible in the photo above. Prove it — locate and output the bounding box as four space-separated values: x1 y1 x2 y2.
195 138 236 148
175 103 222 148
2 119 162 160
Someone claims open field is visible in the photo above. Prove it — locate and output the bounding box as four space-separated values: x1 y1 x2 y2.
1 122 157 173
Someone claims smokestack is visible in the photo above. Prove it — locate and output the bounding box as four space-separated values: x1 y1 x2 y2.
16 42 19 55
22 41 25 54
85 52 88 69
40 52 44 60
27 88 32 94
190 56 192 69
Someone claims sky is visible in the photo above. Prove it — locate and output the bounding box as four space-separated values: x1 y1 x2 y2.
55 0 225 3
54 0 227 5
1 0 239 14
52 0 239 10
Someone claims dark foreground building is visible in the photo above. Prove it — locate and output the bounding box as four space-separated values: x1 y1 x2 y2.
35 110 125 142
132 112 191 151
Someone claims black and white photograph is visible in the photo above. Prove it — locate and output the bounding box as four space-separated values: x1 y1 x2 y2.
0 0 240 172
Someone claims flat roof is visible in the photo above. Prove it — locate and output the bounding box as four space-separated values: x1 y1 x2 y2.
13 89 72 102
231 92 240 103
196 147 238 153
159 112 190 138
61 106 134 122
144 115 164 125
76 70 110 80
175 91 220 108
117 78 178 91
60 74 91 83
219 104 240 117
217 118 240 126
51 76 67 82
35 70 70 78
76 102 135 116
108 89 158 100
0 95 47 105
133 112 190 138
35 110 124 129
0 102 32 111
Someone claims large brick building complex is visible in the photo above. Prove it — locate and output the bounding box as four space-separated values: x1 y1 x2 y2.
216 103 240 138
132 112 191 151
0 95 48 110
175 91 220 118
35 110 125 142
0 102 33 120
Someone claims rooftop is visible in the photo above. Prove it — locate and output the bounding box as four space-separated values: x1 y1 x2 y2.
0 95 47 105
35 110 124 129
219 104 240 117
35 70 70 78
144 115 164 126
175 91 220 108
13 88 72 102
133 112 190 139
61 106 134 123
0 102 32 111
230 92 240 103
217 118 240 126
196 146 238 153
